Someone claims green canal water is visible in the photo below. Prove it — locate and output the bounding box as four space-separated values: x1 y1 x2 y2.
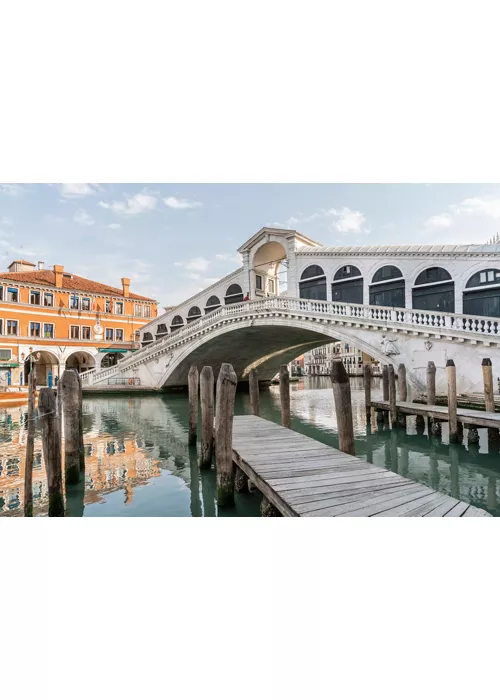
1 376 500 516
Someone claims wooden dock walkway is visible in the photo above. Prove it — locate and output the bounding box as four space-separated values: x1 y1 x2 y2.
231 415 491 517
371 400 500 429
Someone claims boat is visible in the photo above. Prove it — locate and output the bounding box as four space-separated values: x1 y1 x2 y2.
0 385 32 408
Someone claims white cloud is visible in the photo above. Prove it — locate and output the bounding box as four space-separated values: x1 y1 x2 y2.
267 216 300 229
59 183 101 198
0 239 37 256
107 223 122 230
450 196 500 219
0 216 13 227
99 191 157 216
174 257 210 272
73 208 95 226
164 196 202 210
424 195 500 241
0 184 24 197
424 213 453 229
328 207 368 233
216 252 242 264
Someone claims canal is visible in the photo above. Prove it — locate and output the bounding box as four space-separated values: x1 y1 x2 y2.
1 376 499 516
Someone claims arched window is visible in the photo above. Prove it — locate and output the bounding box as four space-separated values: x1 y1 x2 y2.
205 295 221 314
187 306 202 323
412 267 454 313
299 265 326 301
142 332 153 347
331 265 363 304
225 284 244 304
369 266 405 308
463 269 500 318
156 323 168 339
170 315 184 333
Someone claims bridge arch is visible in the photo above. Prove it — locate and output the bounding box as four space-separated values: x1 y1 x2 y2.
142 331 154 347
331 264 363 304
224 284 244 304
463 268 500 318
299 264 327 300
251 240 286 296
411 266 455 313
156 323 168 339
66 350 96 374
187 306 202 322
369 265 405 307
170 315 184 333
205 295 221 314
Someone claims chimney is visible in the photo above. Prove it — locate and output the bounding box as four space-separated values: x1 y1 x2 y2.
121 277 131 298
38 261 44 271
54 264 64 288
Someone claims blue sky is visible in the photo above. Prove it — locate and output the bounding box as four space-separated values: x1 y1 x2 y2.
1 183 500 307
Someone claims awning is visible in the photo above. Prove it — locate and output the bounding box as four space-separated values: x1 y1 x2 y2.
0 362 19 368
98 348 129 353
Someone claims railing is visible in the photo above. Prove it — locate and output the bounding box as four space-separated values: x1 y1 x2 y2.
107 377 141 386
80 296 500 385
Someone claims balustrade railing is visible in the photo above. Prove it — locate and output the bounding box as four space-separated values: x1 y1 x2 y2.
79 296 500 384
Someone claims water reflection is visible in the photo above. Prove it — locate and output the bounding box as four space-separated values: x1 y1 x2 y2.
1 377 500 516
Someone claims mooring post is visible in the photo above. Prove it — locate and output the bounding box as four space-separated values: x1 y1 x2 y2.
426 360 437 433
482 358 499 444
397 363 407 428
188 365 199 446
235 466 248 493
77 372 85 472
330 359 355 456
279 364 291 428
249 368 260 416
199 366 214 469
24 370 36 517
388 364 397 428
447 359 458 443
363 363 372 424
382 365 389 401
214 363 237 507
416 414 426 434
38 388 64 517
60 369 84 486
260 495 281 517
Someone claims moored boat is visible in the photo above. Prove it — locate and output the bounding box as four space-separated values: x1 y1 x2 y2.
0 385 32 408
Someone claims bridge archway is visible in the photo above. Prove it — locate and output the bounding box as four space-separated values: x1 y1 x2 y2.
252 241 286 296
225 284 244 305
369 265 405 307
187 306 202 322
412 266 454 313
463 268 500 317
142 332 154 347
205 296 221 314
170 315 184 333
66 351 96 374
24 350 59 386
331 265 363 304
299 265 327 300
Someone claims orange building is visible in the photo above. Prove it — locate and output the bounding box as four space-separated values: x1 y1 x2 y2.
0 259 157 386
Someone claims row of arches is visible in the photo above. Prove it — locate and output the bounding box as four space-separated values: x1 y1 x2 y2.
142 284 246 344
299 264 500 317
22 350 119 386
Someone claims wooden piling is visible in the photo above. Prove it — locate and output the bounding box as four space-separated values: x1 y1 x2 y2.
199 366 214 469
447 359 458 443
427 361 436 405
77 372 85 472
388 364 397 428
397 363 407 428
38 388 64 516
214 363 238 507
415 414 426 434
235 466 248 493
482 358 499 444
330 359 355 456
382 365 389 401
249 368 260 416
363 363 372 423
260 496 281 517
188 365 199 446
279 364 291 428
24 370 36 517
60 369 84 486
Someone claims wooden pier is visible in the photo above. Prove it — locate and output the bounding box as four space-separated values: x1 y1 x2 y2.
371 400 500 430
231 415 491 517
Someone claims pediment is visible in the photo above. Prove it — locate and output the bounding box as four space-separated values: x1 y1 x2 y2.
237 227 322 254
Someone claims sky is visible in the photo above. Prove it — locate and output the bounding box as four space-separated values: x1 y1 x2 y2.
1 183 500 308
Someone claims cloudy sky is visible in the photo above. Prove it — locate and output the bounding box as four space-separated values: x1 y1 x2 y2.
1 183 500 307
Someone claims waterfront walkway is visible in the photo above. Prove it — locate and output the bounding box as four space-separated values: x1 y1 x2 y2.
231 416 491 516
371 400 500 429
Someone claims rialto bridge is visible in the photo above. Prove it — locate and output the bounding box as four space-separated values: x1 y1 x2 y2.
80 227 500 393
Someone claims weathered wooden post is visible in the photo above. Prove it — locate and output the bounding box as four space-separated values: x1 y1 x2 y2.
482 358 499 444
77 372 85 472
39 388 64 516
199 366 214 469
467 425 480 445
388 364 397 428
449 445 460 499
24 370 36 517
280 364 291 428
235 467 248 493
397 363 407 428
260 495 281 517
415 414 426 434
363 363 372 424
427 361 437 434
447 359 458 443
382 365 389 401
249 368 260 416
214 363 237 507
330 359 355 456
60 369 84 486
188 365 199 446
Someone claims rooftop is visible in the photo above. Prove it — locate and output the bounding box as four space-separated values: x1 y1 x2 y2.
296 243 500 255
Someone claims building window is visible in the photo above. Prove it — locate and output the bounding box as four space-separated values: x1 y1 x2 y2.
115 329 124 341
7 287 18 302
144 306 151 317
187 306 202 323
70 294 80 310
170 315 184 332
6 320 18 335
225 284 244 305
412 267 454 313
464 269 500 318
0 286 3 301
0 319 3 334
81 297 91 311
0 348 11 360
135 304 143 317
30 290 41 305
82 326 91 340
29 322 41 337
70 325 80 339
105 328 114 341
43 323 54 339
115 301 124 315
105 299 111 313
256 275 263 290
204 296 221 314
44 292 54 307
268 279 275 294
299 265 327 301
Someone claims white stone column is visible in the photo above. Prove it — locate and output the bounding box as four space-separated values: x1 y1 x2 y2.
405 282 412 309
286 237 297 297
242 251 252 299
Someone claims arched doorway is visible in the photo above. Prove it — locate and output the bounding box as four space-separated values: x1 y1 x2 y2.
66 351 96 374
463 269 500 317
24 350 59 387
101 352 120 369
299 265 327 300
170 315 184 332
331 265 363 304
204 296 221 314
369 266 405 307
187 306 202 323
224 284 244 305
252 241 286 296
412 267 454 313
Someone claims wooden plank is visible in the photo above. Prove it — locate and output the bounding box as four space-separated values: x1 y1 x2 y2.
372 491 451 517
424 499 461 517
444 501 470 517
401 493 452 517
294 483 424 515
287 480 414 506
303 485 431 517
